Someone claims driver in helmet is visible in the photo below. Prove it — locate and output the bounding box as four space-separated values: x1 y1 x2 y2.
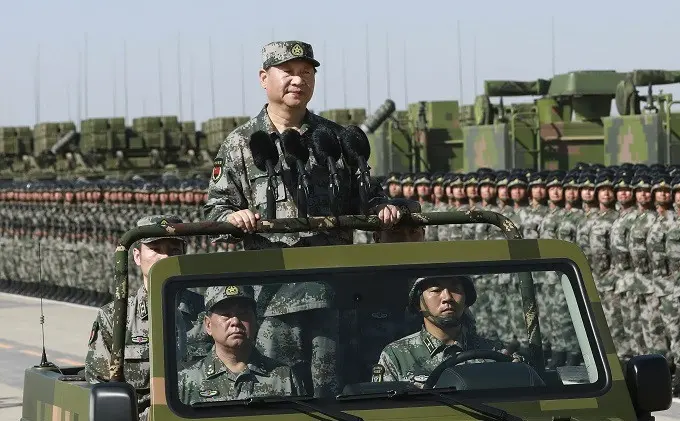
372 275 522 388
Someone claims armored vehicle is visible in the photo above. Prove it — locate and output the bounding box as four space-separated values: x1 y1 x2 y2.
21 211 672 420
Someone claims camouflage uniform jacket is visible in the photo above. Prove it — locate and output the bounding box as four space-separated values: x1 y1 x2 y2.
375 322 499 388
203 104 387 249
522 203 548 240
647 211 676 297
609 207 639 294
538 206 565 240
178 346 303 405
557 207 584 244
576 208 599 264
475 203 505 241
438 203 468 241
664 216 680 297
85 286 151 415
420 201 438 241
627 210 656 294
589 208 619 288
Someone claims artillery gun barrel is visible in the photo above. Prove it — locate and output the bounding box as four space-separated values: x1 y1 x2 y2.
110 210 546 381
360 99 396 134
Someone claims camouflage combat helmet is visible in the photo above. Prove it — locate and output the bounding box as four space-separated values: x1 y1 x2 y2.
204 285 256 312
408 275 477 314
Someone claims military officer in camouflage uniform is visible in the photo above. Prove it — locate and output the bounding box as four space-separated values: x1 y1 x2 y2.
203 40 402 398
588 171 622 356
556 172 584 244
178 285 303 405
576 172 599 268
647 175 676 361
628 174 666 355
438 174 467 242
607 174 641 358
85 215 192 421
373 274 522 387
384 172 402 198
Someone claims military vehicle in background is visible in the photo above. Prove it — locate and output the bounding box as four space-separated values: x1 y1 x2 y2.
362 69 680 175
1 69 678 181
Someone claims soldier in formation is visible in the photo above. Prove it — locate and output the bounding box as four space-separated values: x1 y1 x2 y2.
0 175 217 307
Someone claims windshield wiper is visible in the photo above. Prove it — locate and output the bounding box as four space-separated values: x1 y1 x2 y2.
192 395 364 421
338 387 523 421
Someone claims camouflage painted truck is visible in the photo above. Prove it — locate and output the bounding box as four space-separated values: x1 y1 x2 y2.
21 211 672 421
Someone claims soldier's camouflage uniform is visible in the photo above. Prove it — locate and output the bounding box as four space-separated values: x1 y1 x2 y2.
374 318 500 388
608 202 640 356
85 286 152 420
178 347 303 405
203 41 389 398
664 182 680 362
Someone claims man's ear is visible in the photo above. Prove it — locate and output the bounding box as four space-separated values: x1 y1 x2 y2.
259 68 267 89
133 246 142 267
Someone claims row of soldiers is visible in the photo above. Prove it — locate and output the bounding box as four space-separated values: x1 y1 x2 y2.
364 163 680 370
1 162 679 367
0 175 243 307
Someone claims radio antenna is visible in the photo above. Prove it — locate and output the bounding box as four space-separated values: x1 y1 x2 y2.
37 241 54 368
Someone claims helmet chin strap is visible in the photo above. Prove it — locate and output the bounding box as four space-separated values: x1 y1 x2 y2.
419 297 463 329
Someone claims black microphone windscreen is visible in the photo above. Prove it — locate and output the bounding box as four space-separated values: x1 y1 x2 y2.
248 131 279 171
340 125 371 163
281 129 309 163
311 127 342 162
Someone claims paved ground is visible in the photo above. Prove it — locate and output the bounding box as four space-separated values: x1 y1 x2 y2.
0 292 679 421
0 293 96 420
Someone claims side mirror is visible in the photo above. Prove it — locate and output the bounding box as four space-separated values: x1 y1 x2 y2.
90 382 138 421
625 354 672 415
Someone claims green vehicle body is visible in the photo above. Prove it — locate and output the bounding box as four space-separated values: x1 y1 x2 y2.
20 211 672 421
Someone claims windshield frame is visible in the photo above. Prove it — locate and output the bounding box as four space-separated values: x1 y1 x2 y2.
157 254 612 419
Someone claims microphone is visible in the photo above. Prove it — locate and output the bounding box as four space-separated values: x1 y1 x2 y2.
281 129 311 218
248 131 279 220
311 127 343 216
340 125 372 215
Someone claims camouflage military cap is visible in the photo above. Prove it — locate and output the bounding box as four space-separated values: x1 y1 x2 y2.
563 174 579 188
262 40 320 69
136 214 186 244
495 171 509 186
400 173 414 185
577 173 595 189
632 174 652 190
528 172 546 187
204 285 256 312
651 174 672 192
408 275 477 314
414 172 431 186
507 173 527 188
463 172 479 186
448 173 464 187
430 172 446 186
546 171 565 188
594 171 615 190
614 175 633 190
672 176 680 191
385 172 401 185
478 172 496 186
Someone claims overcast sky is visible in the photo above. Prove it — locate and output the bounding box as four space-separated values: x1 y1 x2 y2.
2 0 680 127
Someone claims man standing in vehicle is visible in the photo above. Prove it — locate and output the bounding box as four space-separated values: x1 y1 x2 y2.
84 215 200 421
373 275 522 388
178 285 303 404
203 40 402 398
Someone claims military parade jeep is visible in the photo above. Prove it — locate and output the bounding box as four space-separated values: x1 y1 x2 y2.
21 210 672 421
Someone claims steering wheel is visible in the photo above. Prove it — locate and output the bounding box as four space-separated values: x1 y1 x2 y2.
423 349 513 389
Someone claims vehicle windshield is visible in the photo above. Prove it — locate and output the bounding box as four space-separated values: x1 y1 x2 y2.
166 261 605 411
